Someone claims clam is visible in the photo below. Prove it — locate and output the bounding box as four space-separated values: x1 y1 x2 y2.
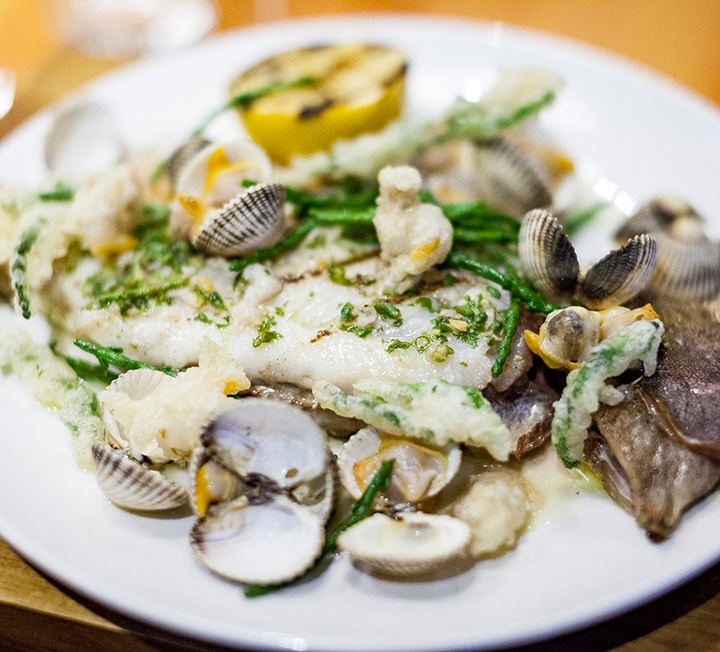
100 367 165 451
518 207 579 303
91 441 189 511
189 399 337 585
337 427 461 508
616 196 720 301
163 135 211 188
337 511 471 576
471 137 554 218
99 357 246 465
191 182 286 257
168 137 285 257
519 208 657 310
44 100 126 181
190 494 325 585
199 398 331 493
189 448 248 518
524 303 659 371
418 137 556 218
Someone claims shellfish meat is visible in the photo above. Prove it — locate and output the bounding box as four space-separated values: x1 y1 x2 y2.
337 426 462 507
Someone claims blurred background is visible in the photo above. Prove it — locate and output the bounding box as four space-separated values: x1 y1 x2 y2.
0 0 719 140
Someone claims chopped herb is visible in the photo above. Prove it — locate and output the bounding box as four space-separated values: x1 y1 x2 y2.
431 341 455 363
252 314 282 347
192 286 227 311
386 339 413 353
85 211 196 315
38 182 75 202
372 299 402 327
328 264 355 286
412 297 436 312
339 302 374 338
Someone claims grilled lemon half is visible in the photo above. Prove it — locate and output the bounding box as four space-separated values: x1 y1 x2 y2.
229 43 407 165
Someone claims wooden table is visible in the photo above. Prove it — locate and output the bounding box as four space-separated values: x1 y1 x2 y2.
1 1 719 650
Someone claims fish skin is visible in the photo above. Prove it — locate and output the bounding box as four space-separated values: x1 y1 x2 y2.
589 387 720 540
637 303 720 460
586 301 720 540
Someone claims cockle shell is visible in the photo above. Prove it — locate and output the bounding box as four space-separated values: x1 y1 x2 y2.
616 196 720 301
192 182 286 257
168 137 284 257
91 441 188 511
337 511 471 576
518 207 579 303
471 137 554 218
519 208 657 310
577 232 657 309
418 136 556 218
164 135 211 187
337 427 461 507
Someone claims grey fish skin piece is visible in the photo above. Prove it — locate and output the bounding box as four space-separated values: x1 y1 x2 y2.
588 389 720 541
637 302 720 460
586 301 720 540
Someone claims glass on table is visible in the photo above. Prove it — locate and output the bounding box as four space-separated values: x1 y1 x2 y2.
48 0 220 60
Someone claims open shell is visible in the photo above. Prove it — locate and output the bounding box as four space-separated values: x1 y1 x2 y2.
168 137 281 256
189 447 248 518
200 398 330 491
471 137 554 218
44 101 126 180
337 511 471 576
519 208 656 310
578 233 657 309
100 368 165 450
617 197 720 301
192 182 286 257
519 208 579 303
337 427 461 507
189 399 336 584
91 441 188 511
190 494 324 585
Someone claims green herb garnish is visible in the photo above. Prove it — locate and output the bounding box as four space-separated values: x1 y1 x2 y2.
11 220 45 319
73 339 178 377
38 182 75 202
252 314 282 348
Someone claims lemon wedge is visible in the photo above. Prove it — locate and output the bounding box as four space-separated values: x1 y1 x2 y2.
228 43 407 165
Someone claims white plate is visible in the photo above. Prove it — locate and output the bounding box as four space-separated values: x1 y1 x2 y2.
1 14 719 652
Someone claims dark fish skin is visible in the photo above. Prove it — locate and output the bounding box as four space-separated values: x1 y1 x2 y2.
588 389 720 541
638 302 720 460
483 374 559 458
585 300 720 540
